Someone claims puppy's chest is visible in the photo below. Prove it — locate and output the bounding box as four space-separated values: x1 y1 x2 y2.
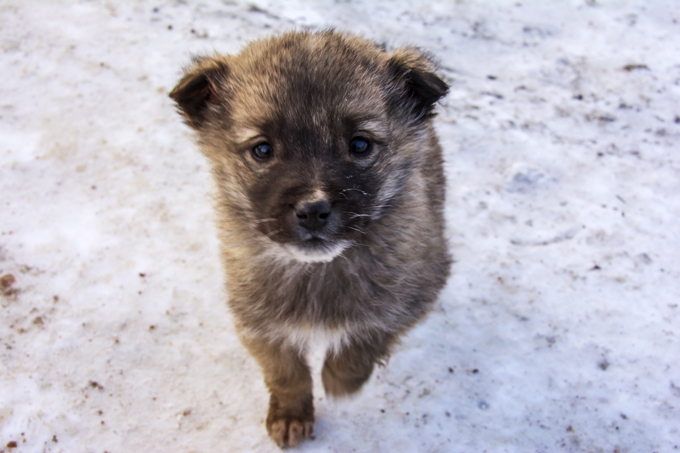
248 265 384 352
280 261 380 322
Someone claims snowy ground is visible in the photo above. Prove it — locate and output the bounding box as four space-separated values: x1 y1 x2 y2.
1 1 679 452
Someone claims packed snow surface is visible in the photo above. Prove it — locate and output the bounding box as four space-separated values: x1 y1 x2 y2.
1 1 679 452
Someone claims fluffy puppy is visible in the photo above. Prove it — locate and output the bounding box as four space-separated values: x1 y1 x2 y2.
170 30 450 448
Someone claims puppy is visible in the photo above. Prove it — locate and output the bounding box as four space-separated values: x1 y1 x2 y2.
170 30 450 448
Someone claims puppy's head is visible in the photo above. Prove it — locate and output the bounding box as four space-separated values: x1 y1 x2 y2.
170 31 447 263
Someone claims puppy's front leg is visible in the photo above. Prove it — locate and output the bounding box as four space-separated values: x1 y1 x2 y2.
241 336 314 448
322 334 393 397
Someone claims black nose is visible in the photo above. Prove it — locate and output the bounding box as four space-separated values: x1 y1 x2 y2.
295 200 332 231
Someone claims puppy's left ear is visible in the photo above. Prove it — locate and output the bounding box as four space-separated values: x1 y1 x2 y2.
169 56 230 130
386 48 448 120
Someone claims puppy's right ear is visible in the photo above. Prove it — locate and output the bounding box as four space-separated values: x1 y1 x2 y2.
169 56 229 129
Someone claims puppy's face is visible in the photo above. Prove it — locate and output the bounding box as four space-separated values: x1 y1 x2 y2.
170 32 447 262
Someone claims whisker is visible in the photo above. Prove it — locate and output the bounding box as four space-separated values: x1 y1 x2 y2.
340 188 370 197
348 226 367 236
219 227 283 248
203 186 220 210
263 228 283 239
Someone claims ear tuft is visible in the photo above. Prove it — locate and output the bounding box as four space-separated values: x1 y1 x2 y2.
387 48 448 120
169 56 229 129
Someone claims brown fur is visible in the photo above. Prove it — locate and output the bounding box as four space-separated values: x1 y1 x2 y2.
169 30 451 448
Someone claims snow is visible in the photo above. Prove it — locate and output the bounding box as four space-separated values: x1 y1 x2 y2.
1 1 679 452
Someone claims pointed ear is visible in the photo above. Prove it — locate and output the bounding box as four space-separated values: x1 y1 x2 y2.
386 48 448 120
169 56 229 129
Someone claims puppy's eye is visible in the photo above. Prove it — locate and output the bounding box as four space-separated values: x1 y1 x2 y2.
252 143 273 160
349 138 371 155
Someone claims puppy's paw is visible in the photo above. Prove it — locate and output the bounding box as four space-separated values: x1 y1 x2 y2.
268 417 314 448
266 395 314 448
